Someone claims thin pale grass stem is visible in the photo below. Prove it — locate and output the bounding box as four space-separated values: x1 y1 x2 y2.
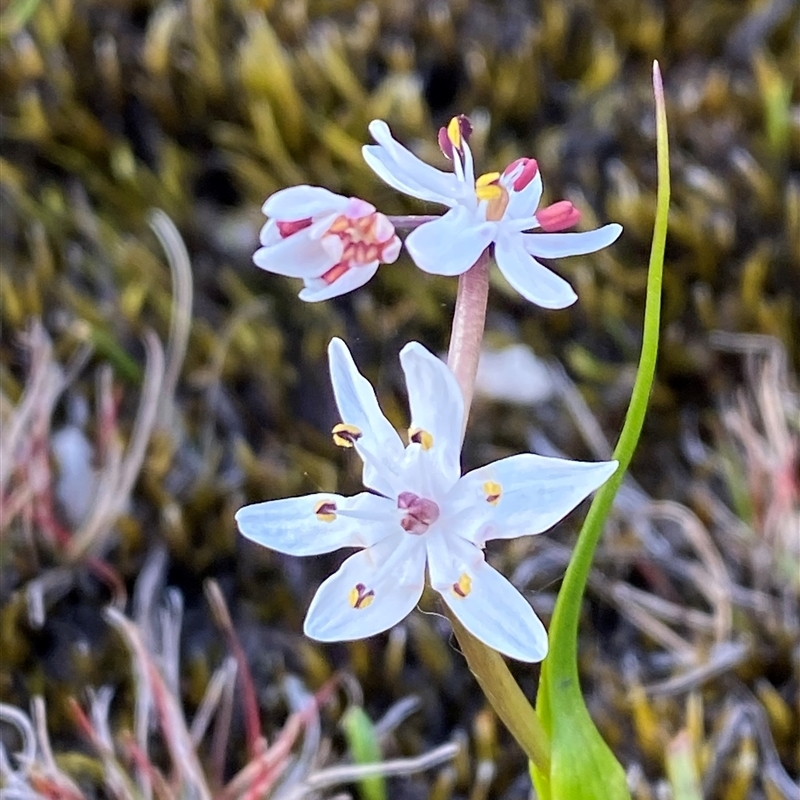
373 696 422 740
287 741 460 798
104 607 211 800
204 578 264 757
148 209 193 430
644 641 750 696
68 330 165 560
30 697 85 800
119 734 176 800
607 582 717 634
648 501 733 644
189 656 238 747
209 655 237 791
220 677 341 800
67 697 137 800
0 323 61 493
159 589 184 696
0 703 37 766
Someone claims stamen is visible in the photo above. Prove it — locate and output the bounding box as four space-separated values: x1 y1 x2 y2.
535 200 581 232
348 582 375 609
332 422 363 448
482 480 502 506
446 116 462 150
321 262 349 284
511 158 539 192
438 126 454 160
451 572 472 598
314 500 337 522
408 427 434 450
277 218 313 238
475 172 503 202
398 491 440 535
476 172 501 187
319 207 400 283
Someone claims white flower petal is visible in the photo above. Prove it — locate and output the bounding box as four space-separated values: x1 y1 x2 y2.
363 120 461 205
304 534 427 641
362 146 455 207
405 209 495 276
445 454 618 546
504 170 543 220
494 235 577 309
328 337 406 496
399 342 463 487
253 232 342 277
263 185 349 219
427 534 548 662
461 141 475 189
299 262 380 302
235 491 396 555
259 219 281 247
522 223 623 258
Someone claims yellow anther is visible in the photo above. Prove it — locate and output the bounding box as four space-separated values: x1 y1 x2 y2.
332 422 362 448
348 583 375 609
483 480 502 506
447 116 462 149
475 172 503 202
314 500 337 522
475 171 501 188
451 572 473 598
476 186 502 201
408 427 434 450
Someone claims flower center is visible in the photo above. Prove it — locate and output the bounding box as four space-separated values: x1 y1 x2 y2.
320 204 400 284
475 172 509 221
276 202 400 286
397 491 440 535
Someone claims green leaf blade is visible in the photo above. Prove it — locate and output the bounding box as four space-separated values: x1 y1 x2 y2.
531 60 670 800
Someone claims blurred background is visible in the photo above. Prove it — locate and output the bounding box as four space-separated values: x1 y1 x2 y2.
1 0 798 798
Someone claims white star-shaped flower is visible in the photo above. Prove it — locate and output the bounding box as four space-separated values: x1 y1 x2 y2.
362 116 623 309
236 338 617 662
254 186 401 301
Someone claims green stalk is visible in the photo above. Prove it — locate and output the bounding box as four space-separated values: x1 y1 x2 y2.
532 61 670 799
444 250 551 773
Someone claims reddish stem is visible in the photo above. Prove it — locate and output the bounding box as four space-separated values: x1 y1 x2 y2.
386 215 440 230
446 249 491 426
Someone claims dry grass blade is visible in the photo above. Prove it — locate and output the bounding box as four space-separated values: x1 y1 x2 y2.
279 741 461 800
67 330 165 561
104 606 212 800
148 208 193 431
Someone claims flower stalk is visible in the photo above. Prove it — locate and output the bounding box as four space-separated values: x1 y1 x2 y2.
443 248 551 773
447 249 491 427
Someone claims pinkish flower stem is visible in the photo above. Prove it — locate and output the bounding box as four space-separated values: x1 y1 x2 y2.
442 247 551 773
446 248 490 432
386 215 440 230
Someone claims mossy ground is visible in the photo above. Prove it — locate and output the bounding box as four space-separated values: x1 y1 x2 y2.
1 1 798 798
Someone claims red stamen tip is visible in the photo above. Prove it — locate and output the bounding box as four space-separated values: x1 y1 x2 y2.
277 218 313 238
535 200 581 232
438 127 453 159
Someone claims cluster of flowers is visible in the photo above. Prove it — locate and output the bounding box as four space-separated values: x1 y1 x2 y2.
237 116 620 662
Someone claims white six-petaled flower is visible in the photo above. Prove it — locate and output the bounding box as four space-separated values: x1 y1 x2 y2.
236 338 617 662
362 116 623 309
254 186 401 301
